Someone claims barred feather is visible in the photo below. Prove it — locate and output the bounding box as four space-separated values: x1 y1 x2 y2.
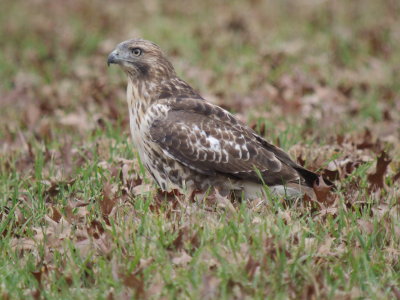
108 38 322 199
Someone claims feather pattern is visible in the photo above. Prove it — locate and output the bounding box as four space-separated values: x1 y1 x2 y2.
149 98 307 186
108 38 325 199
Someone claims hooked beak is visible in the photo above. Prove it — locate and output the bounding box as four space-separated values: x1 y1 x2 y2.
107 50 119 67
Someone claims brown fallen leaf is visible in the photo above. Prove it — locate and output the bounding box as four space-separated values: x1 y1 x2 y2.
151 189 183 215
172 251 192 266
357 220 374 235
317 237 334 256
31 289 41 300
321 168 340 182
245 256 260 280
58 111 93 132
313 176 335 205
87 219 105 239
168 227 186 251
75 239 92 257
147 275 164 298
1 292 10 300
200 275 221 300
356 128 381 152
100 182 118 221
50 206 62 223
31 264 49 287
392 286 400 300
11 238 36 251
155 189 183 202
44 179 76 202
393 170 400 183
24 102 41 130
189 231 201 252
31 271 43 286
107 290 115 300
123 273 145 299
368 151 392 191
131 257 155 276
132 183 152 196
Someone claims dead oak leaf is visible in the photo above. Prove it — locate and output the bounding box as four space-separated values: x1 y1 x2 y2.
122 273 146 299
147 276 164 298
168 227 186 251
392 170 400 183
132 183 153 196
368 151 392 191
49 206 62 223
75 239 93 257
245 256 260 280
313 176 335 205
100 183 118 223
172 251 192 266
10 238 36 252
392 286 400 300
357 220 374 235
200 275 221 300
58 111 93 132
317 237 334 256
44 179 76 202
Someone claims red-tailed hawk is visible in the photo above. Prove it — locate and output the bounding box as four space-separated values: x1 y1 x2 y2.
108 39 327 199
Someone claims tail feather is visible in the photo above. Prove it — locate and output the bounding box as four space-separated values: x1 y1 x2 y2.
294 166 334 188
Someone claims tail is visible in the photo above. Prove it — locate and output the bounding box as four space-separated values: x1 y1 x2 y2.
294 166 335 188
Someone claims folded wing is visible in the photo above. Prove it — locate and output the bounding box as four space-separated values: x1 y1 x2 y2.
149 98 317 186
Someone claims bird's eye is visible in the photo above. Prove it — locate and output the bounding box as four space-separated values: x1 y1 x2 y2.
131 48 142 57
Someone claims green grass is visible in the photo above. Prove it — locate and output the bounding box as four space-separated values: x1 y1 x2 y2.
0 0 400 299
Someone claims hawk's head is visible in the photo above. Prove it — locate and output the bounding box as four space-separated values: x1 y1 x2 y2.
107 39 175 80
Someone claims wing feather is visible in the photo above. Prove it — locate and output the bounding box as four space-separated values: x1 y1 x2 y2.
149 98 312 186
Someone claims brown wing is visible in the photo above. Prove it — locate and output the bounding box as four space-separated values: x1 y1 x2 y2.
149 98 318 186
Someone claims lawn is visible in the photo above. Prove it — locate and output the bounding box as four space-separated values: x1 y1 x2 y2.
0 0 399 299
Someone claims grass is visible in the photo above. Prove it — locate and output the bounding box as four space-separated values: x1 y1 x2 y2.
0 0 400 299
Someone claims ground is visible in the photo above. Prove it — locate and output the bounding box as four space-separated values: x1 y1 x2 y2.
0 0 399 299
